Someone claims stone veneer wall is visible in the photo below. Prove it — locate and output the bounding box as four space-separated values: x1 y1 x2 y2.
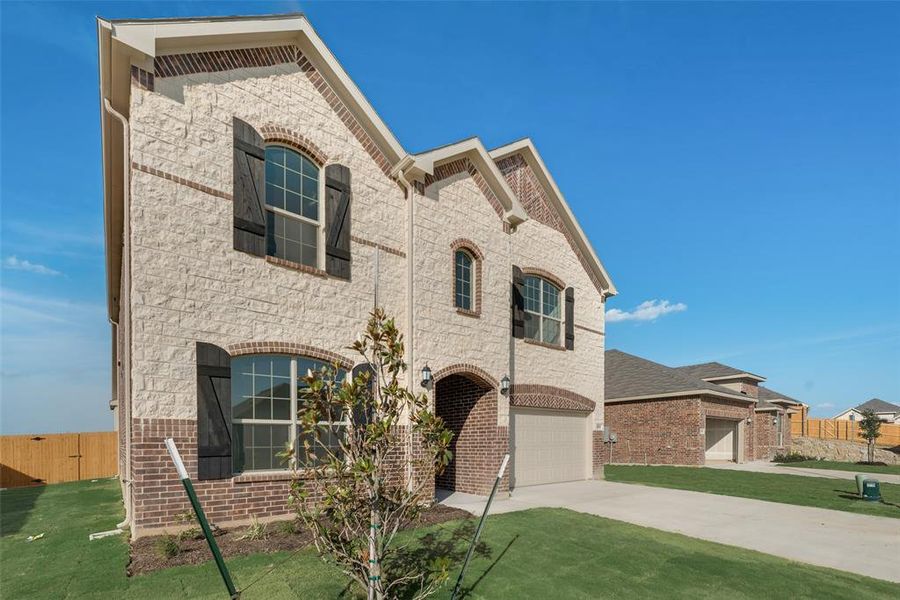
123 42 606 534
791 437 900 465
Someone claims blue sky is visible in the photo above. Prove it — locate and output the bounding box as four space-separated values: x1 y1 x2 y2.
1 1 898 434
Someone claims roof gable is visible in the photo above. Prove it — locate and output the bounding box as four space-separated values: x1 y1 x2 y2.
489 139 616 296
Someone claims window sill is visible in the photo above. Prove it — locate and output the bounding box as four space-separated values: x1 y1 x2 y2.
233 468 319 484
265 255 327 278
523 337 566 352
455 307 481 319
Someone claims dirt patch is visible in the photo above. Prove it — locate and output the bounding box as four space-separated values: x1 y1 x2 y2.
128 504 471 576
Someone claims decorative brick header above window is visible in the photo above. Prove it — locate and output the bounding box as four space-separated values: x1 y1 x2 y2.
226 342 353 369
259 125 329 166
432 364 498 389
521 267 565 291
510 384 595 413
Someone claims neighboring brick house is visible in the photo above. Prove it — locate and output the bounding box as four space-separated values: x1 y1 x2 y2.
603 351 799 466
98 14 616 537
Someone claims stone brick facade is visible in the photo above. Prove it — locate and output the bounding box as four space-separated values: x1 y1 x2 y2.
112 25 609 537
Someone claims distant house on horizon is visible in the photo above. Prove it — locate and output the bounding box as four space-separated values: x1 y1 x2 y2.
833 399 900 423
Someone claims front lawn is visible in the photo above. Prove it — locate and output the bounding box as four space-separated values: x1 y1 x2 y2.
3 479 898 599
606 465 900 519
777 460 900 476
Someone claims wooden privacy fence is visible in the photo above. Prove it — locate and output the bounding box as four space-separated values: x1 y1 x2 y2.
791 418 900 448
0 431 117 488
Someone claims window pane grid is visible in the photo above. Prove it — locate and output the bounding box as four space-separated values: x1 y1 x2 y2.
454 251 473 310
265 146 319 267
523 275 562 346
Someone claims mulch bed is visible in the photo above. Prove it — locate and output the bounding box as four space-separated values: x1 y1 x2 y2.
128 504 471 576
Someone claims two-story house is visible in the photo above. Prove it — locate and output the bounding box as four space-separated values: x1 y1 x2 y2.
98 14 616 537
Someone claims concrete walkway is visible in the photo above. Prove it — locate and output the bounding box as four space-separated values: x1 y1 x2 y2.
439 480 900 583
706 460 900 485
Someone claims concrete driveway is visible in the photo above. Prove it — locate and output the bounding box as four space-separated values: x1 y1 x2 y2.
439 480 900 583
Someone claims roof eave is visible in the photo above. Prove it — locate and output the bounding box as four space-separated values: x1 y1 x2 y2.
606 389 756 405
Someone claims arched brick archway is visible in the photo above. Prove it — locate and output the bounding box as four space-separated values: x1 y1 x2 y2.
434 372 506 496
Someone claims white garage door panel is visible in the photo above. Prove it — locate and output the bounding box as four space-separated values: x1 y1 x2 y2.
512 409 587 488
705 419 736 461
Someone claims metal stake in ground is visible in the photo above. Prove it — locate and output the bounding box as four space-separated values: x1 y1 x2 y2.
164 438 239 599
450 453 510 600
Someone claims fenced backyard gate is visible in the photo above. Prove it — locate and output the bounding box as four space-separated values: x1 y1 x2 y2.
0 432 117 488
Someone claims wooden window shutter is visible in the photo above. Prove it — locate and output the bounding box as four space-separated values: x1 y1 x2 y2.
196 342 232 480
565 287 575 351
511 265 525 339
232 117 266 256
324 164 352 280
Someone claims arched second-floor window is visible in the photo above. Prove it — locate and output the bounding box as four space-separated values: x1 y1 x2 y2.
524 275 562 345
231 354 345 473
454 249 474 310
264 146 320 267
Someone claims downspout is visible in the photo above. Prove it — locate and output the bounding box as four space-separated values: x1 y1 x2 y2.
104 98 132 529
392 156 416 493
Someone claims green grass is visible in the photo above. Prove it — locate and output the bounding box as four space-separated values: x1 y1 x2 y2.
3 479 899 599
606 465 900 519
777 460 900 476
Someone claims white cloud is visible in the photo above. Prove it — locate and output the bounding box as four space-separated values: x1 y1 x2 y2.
607 299 687 323
2 256 62 276
815 402 835 409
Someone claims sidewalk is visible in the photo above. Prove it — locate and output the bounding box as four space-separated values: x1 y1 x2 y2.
440 480 900 583
706 460 900 485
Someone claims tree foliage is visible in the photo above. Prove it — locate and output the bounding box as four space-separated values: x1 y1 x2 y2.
857 409 882 463
286 308 454 599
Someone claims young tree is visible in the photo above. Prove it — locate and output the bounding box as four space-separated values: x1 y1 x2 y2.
857 408 882 464
287 308 454 600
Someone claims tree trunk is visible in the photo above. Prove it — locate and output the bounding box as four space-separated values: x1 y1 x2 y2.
868 439 875 464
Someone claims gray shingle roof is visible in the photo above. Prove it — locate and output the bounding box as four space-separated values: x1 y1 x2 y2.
606 350 752 401
758 386 802 405
674 362 764 381
855 398 900 414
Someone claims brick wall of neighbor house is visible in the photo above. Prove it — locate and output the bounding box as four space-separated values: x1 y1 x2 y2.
434 374 508 496
701 397 755 461
604 398 704 465
123 45 606 535
754 410 791 460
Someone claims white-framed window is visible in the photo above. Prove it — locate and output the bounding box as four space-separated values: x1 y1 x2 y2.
523 275 562 345
264 146 320 267
231 354 346 473
454 249 473 310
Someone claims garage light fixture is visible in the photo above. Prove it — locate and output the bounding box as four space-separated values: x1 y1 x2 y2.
500 375 510 396
421 364 432 388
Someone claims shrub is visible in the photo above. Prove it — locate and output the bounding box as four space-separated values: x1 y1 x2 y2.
175 511 202 541
236 517 268 541
774 452 816 463
154 535 181 559
275 518 300 536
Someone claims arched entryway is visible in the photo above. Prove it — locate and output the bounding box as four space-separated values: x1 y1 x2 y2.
434 371 502 496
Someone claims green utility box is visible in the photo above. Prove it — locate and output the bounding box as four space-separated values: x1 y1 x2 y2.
861 479 881 502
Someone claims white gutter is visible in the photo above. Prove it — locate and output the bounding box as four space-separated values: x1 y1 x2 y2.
103 98 132 529
391 156 416 492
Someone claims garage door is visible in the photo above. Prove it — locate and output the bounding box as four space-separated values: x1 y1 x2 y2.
705 418 737 461
511 408 588 487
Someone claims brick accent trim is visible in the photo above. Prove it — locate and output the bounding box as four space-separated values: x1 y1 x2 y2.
259 124 328 166
227 342 353 369
154 45 393 177
510 384 596 412
574 323 604 336
351 235 405 258
132 162 232 201
415 158 506 222
154 45 298 77
130 65 154 91
450 239 483 317
432 364 498 389
496 153 606 295
265 255 328 278
521 267 565 291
